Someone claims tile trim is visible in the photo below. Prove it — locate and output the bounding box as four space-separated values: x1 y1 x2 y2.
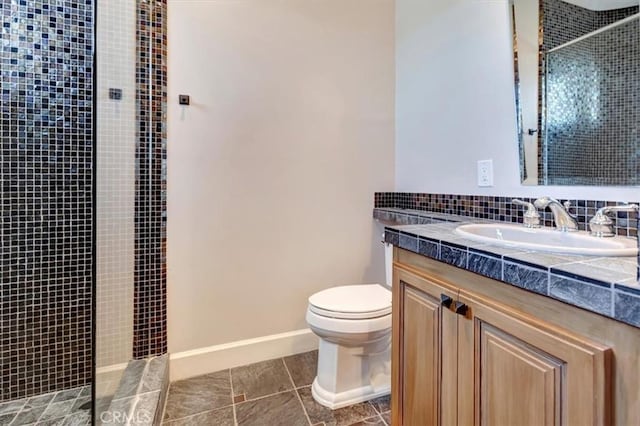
378 208 640 329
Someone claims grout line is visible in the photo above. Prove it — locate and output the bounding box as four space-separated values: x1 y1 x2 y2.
281 358 313 426
158 368 171 424
368 399 382 416
158 382 172 425
234 386 294 404
380 413 390 426
164 404 235 423
162 406 232 425
229 369 238 426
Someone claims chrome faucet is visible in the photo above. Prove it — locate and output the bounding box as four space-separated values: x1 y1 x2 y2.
589 204 639 237
512 199 540 228
533 196 579 232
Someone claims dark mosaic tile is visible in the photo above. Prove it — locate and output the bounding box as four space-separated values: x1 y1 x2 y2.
163 370 232 421
164 406 235 426
614 292 640 327
549 275 612 316
418 238 439 259
439 243 467 268
503 262 549 295
542 0 639 186
283 350 318 388
297 386 378 426
468 253 502 280
374 193 638 237
128 0 168 361
231 359 293 401
236 391 308 426
0 0 95 401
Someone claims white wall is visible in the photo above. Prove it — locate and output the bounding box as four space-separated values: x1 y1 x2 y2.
396 0 639 202
167 0 394 357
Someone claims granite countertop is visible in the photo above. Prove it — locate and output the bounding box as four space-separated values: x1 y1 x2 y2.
375 207 640 329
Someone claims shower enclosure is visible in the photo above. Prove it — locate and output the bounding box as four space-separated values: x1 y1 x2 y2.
1 1 167 424
542 10 639 185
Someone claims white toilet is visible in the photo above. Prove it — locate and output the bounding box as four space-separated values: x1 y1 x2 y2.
305 244 393 409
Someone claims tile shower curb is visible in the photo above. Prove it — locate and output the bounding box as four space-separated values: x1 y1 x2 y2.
102 355 169 425
375 208 640 329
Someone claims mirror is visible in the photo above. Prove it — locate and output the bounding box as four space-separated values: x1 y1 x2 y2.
511 0 639 186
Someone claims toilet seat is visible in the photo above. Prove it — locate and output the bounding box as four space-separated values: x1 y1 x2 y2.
308 284 391 320
306 309 392 335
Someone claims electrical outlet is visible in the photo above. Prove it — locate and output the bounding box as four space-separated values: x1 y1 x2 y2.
477 159 494 187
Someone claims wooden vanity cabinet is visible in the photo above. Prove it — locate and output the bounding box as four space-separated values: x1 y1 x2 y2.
392 249 617 426
391 270 458 425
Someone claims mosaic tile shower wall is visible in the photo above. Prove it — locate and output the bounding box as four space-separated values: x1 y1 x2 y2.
540 0 639 185
374 192 638 237
96 0 136 370
0 1 93 401
542 0 637 50
134 0 167 359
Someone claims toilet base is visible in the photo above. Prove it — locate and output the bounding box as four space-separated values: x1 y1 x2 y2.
311 336 391 410
311 377 391 410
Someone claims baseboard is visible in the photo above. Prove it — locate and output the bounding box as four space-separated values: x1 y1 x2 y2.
169 328 319 381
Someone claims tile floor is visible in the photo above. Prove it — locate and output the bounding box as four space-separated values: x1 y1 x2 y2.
162 350 391 426
0 386 91 426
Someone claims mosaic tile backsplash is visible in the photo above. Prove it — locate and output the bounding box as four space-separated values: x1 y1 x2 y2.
0 0 93 401
539 0 639 185
374 192 638 237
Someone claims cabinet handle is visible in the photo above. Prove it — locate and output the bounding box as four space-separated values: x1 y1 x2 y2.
455 301 468 316
440 294 453 309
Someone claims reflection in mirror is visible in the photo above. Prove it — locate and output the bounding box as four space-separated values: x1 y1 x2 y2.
511 0 639 186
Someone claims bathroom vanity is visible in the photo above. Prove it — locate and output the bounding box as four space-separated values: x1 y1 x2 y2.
379 209 640 425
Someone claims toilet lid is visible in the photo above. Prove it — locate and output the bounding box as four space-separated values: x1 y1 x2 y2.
308 284 392 320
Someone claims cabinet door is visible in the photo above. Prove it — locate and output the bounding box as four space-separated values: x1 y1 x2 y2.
392 268 458 426
457 289 611 426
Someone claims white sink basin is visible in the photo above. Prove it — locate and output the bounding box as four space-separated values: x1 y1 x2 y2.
455 223 638 257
